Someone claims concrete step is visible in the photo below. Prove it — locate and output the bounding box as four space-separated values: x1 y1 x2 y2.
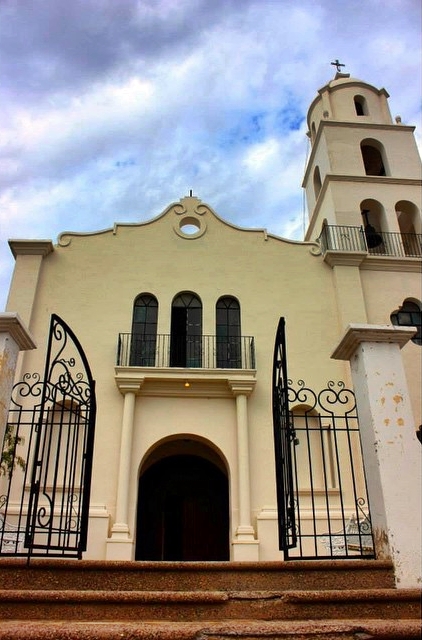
0 558 396 592
0 619 420 639
0 588 420 622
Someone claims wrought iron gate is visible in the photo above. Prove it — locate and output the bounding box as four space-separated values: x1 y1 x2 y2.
272 318 374 560
272 317 297 551
0 314 96 559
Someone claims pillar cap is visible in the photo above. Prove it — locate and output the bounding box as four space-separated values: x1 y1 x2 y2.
8 240 54 259
331 323 416 361
0 312 36 350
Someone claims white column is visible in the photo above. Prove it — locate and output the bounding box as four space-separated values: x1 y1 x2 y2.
0 313 36 447
332 324 421 588
111 388 134 535
110 382 143 539
106 380 143 560
234 392 255 539
229 380 259 560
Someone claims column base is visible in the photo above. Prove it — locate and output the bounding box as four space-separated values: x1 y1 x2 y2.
106 522 134 560
106 526 134 561
232 539 260 561
109 522 130 539
235 524 256 540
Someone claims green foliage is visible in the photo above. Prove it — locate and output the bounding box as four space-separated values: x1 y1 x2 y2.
0 423 26 479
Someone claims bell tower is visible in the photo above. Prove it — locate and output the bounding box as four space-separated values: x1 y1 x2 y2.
303 69 422 244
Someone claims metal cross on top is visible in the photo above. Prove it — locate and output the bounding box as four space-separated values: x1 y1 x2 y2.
331 59 345 73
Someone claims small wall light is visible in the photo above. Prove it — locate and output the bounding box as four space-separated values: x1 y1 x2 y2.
184 381 190 388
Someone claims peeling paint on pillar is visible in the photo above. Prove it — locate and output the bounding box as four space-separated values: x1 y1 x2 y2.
373 526 391 560
331 324 422 589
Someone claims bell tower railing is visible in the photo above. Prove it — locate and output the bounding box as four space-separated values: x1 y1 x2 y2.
318 225 422 258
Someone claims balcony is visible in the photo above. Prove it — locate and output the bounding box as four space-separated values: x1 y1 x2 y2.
117 334 256 370
318 225 422 258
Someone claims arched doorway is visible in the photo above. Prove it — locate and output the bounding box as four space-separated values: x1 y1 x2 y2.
135 443 230 561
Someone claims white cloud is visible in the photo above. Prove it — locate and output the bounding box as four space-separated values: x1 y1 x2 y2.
0 0 421 309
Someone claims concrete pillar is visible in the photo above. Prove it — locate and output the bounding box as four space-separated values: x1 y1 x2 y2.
229 380 259 561
332 324 421 588
0 313 36 447
106 380 143 560
6 242 53 327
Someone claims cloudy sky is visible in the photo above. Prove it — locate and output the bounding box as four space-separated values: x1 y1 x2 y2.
1 0 421 310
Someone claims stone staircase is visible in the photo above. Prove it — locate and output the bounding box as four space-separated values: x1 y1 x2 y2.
0 558 420 639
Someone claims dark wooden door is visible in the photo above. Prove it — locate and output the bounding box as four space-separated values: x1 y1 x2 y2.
136 454 229 561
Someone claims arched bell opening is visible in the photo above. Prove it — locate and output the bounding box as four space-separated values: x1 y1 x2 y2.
135 436 230 561
354 94 368 116
360 138 388 176
360 199 386 251
313 166 322 201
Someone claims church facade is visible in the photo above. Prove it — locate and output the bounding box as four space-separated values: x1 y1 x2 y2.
3 73 421 563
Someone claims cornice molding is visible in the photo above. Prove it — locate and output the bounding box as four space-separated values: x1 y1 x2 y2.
322 251 421 272
114 366 257 398
323 251 367 267
361 256 422 273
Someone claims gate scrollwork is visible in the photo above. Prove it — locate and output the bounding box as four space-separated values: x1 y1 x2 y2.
1 314 96 559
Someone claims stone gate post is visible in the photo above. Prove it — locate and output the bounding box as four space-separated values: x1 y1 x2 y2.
332 324 421 588
0 313 36 449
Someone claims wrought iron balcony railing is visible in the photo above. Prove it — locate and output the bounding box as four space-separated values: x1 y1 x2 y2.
318 225 422 258
117 334 256 369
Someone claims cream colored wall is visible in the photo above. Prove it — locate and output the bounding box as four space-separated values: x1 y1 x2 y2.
322 125 422 178
11 202 350 557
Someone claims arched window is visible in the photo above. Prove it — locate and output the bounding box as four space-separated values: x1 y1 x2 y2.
216 296 241 368
360 139 387 176
170 292 202 367
130 294 158 366
391 299 422 345
313 166 322 200
354 95 367 116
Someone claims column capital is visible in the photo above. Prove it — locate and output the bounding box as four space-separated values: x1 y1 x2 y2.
115 378 144 395
331 323 416 361
228 379 256 397
0 312 36 351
